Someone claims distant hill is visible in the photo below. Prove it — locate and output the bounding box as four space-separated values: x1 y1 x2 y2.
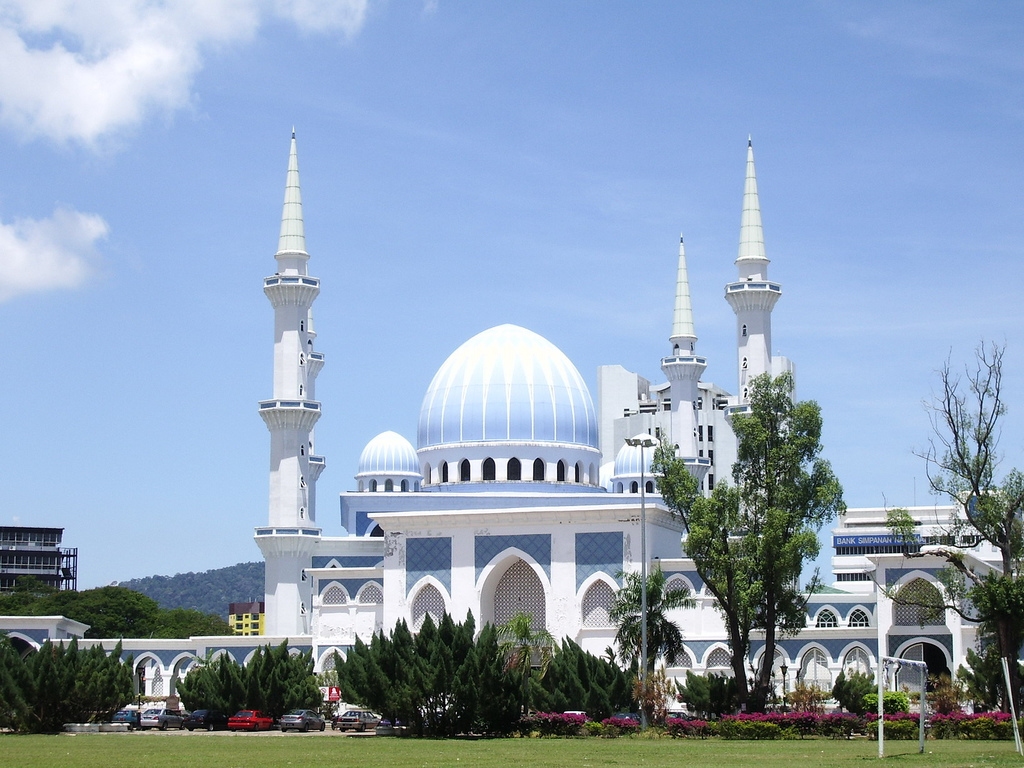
120 561 264 618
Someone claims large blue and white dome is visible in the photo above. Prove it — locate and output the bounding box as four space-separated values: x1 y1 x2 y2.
417 324 598 449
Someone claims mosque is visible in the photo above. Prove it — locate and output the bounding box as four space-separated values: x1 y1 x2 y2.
1 135 988 702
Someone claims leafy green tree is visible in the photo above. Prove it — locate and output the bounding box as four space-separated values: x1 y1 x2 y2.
609 565 694 673
472 623 522 734
889 344 1024 713
0 635 31 729
831 669 875 715
497 611 556 714
150 608 233 638
178 652 246 714
655 371 845 712
674 671 737 719
532 638 631 720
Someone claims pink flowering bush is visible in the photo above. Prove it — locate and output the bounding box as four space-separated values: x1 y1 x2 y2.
518 712 588 737
664 717 714 738
600 715 640 736
929 712 1016 740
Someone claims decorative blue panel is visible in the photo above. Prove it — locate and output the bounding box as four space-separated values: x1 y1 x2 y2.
888 634 953 659
751 637 879 664
664 569 704 594
406 537 452 596
311 555 382 568
575 532 623 590
475 534 550 581
884 566 942 588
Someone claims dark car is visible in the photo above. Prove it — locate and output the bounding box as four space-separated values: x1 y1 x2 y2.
332 709 381 732
279 709 326 732
183 709 230 731
111 709 141 729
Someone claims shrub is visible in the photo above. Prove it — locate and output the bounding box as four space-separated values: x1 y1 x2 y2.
718 715 782 740
866 712 922 740
817 712 863 739
863 690 911 714
664 717 713 738
832 670 875 715
929 711 1015 740
600 716 640 736
518 712 587 737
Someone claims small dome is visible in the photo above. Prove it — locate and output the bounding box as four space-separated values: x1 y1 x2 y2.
613 436 656 477
356 431 420 477
417 324 598 449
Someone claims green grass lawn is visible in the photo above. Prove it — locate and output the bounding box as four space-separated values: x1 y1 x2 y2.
3 732 1023 768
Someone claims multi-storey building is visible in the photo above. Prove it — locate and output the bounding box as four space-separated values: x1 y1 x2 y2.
0 526 77 592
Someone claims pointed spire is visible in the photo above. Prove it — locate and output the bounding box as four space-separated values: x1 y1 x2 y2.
737 138 767 264
670 235 696 346
277 131 306 255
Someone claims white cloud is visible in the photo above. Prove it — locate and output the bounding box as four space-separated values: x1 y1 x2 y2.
0 0 369 145
0 206 108 301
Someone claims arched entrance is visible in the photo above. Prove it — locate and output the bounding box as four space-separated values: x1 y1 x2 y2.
897 640 951 690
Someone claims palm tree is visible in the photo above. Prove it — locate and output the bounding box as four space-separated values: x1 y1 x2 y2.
496 611 555 714
609 564 695 673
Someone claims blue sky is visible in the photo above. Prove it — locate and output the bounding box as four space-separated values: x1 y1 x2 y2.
1 2 1022 590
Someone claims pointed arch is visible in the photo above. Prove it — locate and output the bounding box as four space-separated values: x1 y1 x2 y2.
557 460 566 482
815 608 838 628
799 645 832 688
460 459 471 482
893 577 945 626
483 457 496 481
494 558 546 630
507 457 521 481
574 462 582 483
580 579 615 627
533 458 545 481
321 584 349 605
411 583 447 631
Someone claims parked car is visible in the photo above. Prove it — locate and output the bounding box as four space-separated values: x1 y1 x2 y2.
332 709 381 732
279 709 326 732
183 709 230 731
227 709 275 731
111 709 141 729
139 708 187 730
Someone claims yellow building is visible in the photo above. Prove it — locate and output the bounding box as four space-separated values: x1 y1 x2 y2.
228 601 265 636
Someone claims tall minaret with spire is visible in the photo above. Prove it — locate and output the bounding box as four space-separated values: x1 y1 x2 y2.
661 237 712 482
255 131 326 638
724 138 782 406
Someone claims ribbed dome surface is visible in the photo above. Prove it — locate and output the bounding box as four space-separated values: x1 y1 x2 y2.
418 325 598 449
357 431 420 476
613 440 654 477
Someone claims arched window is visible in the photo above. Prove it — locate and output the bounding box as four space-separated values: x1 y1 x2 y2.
645 480 654 493
357 480 364 492
706 647 732 670
581 581 614 627
321 585 347 605
844 647 871 675
401 479 409 492
359 583 383 604
848 608 870 628
482 458 496 481
300 445 305 456
494 559 546 629
557 460 566 482
533 458 545 481
385 479 394 492
630 481 638 493
460 459 471 482
424 464 432 484
893 578 945 626
369 479 378 492
574 462 582 483
507 458 521 481
741 357 748 369
369 524 383 537
411 584 446 631
441 463 449 483
816 609 838 628
800 648 831 688
741 324 747 337
615 482 623 493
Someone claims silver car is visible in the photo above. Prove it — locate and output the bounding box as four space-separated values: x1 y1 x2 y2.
139 708 187 730
279 709 326 732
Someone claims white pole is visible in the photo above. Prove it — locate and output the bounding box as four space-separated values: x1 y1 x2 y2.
639 443 648 731
878 660 885 758
1001 657 1023 756
918 668 926 754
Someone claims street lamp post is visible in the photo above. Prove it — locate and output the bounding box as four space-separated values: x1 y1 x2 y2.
625 435 656 730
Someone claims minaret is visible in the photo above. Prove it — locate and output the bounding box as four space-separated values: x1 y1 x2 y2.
725 138 781 406
661 237 711 482
254 131 325 638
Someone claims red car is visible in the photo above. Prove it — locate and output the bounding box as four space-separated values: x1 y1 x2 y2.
228 710 274 731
